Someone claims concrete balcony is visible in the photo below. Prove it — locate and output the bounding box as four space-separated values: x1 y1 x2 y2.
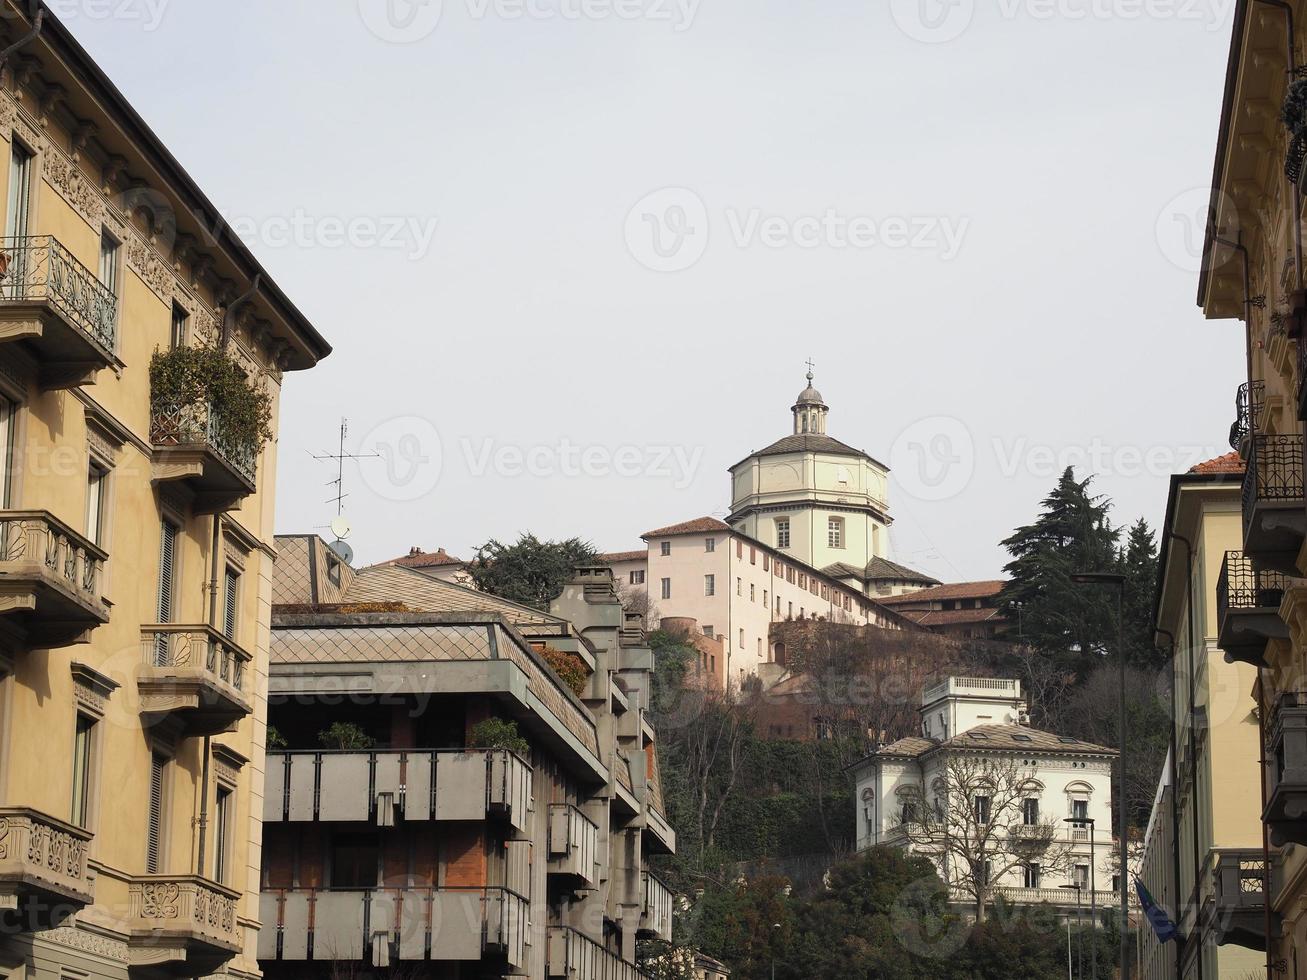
138 625 253 736
1216 552 1288 668
265 749 533 834
0 807 94 930
126 874 241 976
258 887 527 970
640 871 674 941
1202 849 1274 951
0 235 117 389
1266 691 1307 846
1242 434 1306 573
547 927 650 980
150 402 257 514
0 511 109 648
548 803 598 890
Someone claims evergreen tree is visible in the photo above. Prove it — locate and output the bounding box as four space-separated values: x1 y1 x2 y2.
468 533 597 609
1000 468 1120 664
1120 518 1160 668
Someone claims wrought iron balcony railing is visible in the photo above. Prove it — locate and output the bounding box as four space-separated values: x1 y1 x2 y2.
1230 381 1265 450
150 402 258 487
1216 552 1288 666
0 235 118 352
1242 434 1306 569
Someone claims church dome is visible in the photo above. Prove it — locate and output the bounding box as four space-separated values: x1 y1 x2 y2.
794 370 826 408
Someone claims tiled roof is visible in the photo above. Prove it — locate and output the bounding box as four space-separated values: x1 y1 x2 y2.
897 608 1004 627
642 517 732 538
864 557 941 585
343 565 567 628
380 546 466 569
752 433 870 459
598 550 647 564
879 580 1007 604
1189 451 1245 474
875 725 1115 758
877 736 935 757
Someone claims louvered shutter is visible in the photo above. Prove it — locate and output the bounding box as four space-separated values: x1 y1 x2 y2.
147 754 165 873
155 521 177 666
223 568 238 638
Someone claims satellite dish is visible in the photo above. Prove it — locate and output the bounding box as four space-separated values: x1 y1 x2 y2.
329 539 354 564
329 516 352 540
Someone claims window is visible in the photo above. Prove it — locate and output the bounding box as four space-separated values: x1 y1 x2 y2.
702 625 714 637
776 519 790 549
763 555 770 572
330 833 380 889
1023 798 1039 826
973 795 991 825
1024 863 1041 888
213 786 232 883
1073 865 1089 889
1071 798 1089 826
630 570 645 585
661 578 671 600
71 713 95 828
86 462 107 546
736 577 742 596
223 566 240 639
0 393 13 508
763 589 768 606
750 547 756 565
704 575 715 597
787 601 793 618
155 519 179 665
660 541 671 556
750 584 756 602
170 302 189 349
828 517 843 549
147 752 168 873
99 230 120 295
5 140 32 240
738 628 744 649
705 537 715 553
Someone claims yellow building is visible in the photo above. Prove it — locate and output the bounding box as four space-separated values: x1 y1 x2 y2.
1140 456 1266 979
1199 0 1307 970
0 4 330 978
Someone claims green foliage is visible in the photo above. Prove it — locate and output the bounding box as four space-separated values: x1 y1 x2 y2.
1120 518 1160 668
1283 78 1307 140
540 646 588 697
469 533 597 609
317 722 374 750
468 717 530 755
266 726 288 750
149 342 273 448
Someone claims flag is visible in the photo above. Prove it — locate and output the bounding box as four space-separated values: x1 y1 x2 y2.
1135 878 1178 943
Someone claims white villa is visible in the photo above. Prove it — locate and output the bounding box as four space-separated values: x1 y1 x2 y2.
852 677 1121 917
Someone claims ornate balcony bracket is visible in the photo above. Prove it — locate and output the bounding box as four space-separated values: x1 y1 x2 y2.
127 874 241 977
0 806 94 930
137 625 252 736
0 510 109 649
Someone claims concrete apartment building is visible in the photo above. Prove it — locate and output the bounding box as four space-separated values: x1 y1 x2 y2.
1197 0 1307 970
852 678 1119 919
1138 456 1267 979
259 537 674 979
0 4 331 978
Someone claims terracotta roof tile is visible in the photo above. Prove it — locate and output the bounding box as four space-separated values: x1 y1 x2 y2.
598 550 647 564
879 580 1008 604
381 547 466 569
641 517 732 539
875 725 1116 758
898 608 1004 627
1189 451 1245 475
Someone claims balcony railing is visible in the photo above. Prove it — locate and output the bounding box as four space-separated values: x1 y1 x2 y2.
258 887 528 969
950 885 1117 908
150 402 257 513
641 871 674 941
0 235 117 387
0 510 109 647
548 803 599 889
1216 552 1289 666
0 806 94 929
265 749 533 833
547 927 652 980
137 625 252 735
1242 434 1306 570
1231 381 1266 450
127 874 241 976
1265 690 1307 847
1202 848 1274 950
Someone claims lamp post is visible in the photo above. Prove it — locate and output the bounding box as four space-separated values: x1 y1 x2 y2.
1065 815 1097 980
1070 570 1127 980
1058 883 1083 979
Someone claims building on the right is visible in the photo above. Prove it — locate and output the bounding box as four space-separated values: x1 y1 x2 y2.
1138 454 1268 979
1199 1 1307 969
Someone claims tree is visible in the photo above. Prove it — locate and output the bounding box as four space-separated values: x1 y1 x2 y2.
893 754 1075 922
1120 518 1160 669
1000 468 1120 664
468 533 596 609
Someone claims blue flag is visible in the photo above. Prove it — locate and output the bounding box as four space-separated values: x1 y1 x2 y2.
1135 878 1179 943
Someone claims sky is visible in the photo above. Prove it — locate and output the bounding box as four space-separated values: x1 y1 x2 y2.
60 0 1244 578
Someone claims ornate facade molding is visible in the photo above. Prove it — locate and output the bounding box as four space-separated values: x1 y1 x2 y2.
34 924 130 962
71 661 119 718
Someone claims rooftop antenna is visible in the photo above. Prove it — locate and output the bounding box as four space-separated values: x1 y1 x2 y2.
309 419 380 564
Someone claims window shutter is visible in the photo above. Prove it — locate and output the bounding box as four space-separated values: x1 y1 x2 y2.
223 568 238 638
147 754 165 873
155 521 177 666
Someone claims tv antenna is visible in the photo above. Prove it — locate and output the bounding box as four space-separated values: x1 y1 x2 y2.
310 418 381 516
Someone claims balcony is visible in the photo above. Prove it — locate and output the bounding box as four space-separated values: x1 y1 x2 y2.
137 626 252 736
258 887 527 969
1216 552 1289 667
0 236 117 389
0 511 108 648
1201 849 1274 950
547 927 651 980
640 871 674 942
548 803 599 890
0 807 94 930
1230 380 1265 452
150 402 257 514
126 874 241 976
1265 690 1307 846
265 749 533 834
951 885 1117 909
1242 434 1306 572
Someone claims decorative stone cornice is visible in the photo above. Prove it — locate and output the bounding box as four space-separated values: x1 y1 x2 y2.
71 662 119 718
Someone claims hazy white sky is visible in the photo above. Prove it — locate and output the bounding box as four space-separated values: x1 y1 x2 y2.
64 0 1244 578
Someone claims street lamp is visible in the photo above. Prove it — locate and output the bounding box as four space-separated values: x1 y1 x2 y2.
1058 883 1083 980
771 922 782 980
1065 816 1097 980
1070 570 1127 980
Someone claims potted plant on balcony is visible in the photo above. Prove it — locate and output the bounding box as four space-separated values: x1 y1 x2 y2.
149 342 273 463
469 717 529 755
1282 78 1307 183
317 721 374 750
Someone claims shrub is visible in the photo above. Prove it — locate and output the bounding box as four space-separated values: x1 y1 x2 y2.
317 721 374 750
267 726 288 750
541 646 588 697
1284 78 1307 140
468 717 529 755
150 342 273 449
